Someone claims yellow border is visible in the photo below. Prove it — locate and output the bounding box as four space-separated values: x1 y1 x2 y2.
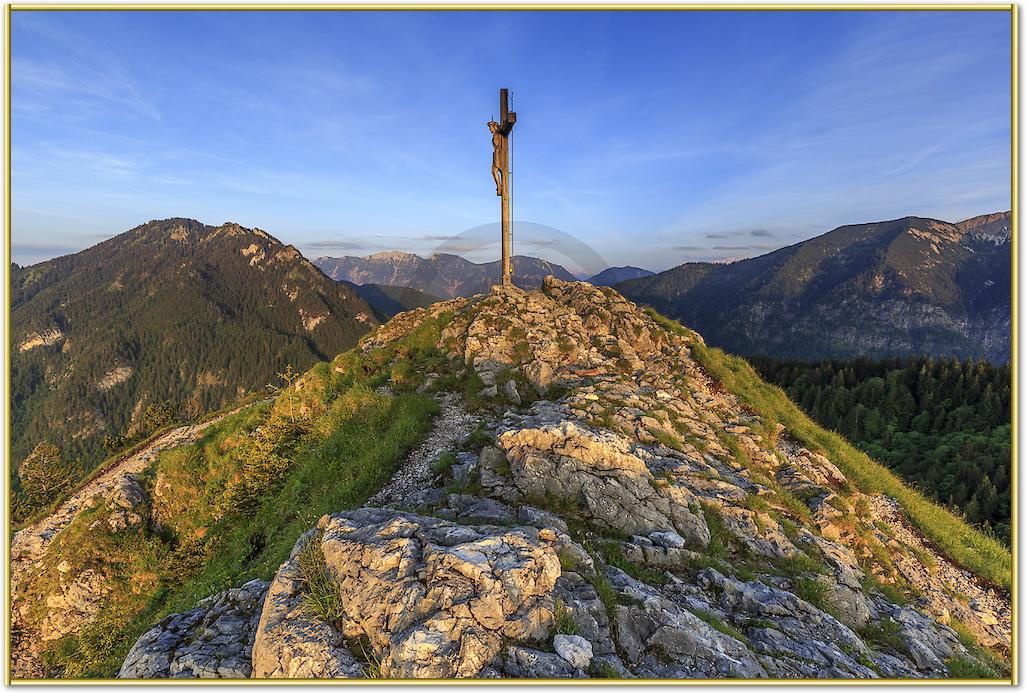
3 1 1017 686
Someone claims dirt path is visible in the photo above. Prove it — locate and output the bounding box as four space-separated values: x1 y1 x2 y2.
368 392 482 508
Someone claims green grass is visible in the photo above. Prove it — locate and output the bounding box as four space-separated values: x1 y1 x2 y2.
297 531 346 625
858 617 906 654
459 422 494 451
948 618 1009 679
674 327 1010 591
36 351 440 678
593 540 669 586
691 608 750 646
589 660 623 678
554 600 580 636
700 502 733 559
792 576 831 612
944 655 1000 679
432 450 457 476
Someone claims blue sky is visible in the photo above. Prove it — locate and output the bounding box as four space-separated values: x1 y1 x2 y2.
11 9 1012 272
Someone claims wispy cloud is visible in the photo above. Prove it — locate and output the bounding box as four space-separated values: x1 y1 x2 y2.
302 239 368 252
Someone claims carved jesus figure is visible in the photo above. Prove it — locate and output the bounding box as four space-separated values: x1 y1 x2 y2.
488 120 504 196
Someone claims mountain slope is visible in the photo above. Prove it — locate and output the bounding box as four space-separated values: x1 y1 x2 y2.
617 213 1011 362
348 282 441 318
314 250 578 297
588 265 654 285
10 218 377 476
11 278 1009 680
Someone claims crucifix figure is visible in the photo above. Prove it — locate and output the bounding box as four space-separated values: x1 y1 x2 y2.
489 88 516 286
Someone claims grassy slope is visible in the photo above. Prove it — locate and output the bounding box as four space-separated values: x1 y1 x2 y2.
33 315 454 678
644 309 1010 590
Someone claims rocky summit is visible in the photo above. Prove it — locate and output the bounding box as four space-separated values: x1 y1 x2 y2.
13 277 1010 680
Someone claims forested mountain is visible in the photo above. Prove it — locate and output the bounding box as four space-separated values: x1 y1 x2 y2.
314 250 577 297
587 265 654 285
349 282 441 318
751 355 1011 542
618 212 1010 362
10 218 377 478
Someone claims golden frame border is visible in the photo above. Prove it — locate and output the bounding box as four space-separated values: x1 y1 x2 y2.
2 1 1017 686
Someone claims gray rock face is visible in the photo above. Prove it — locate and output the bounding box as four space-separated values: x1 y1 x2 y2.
119 580 269 679
608 568 768 678
252 509 562 679
503 646 582 678
497 412 709 547
554 634 593 670
251 531 366 679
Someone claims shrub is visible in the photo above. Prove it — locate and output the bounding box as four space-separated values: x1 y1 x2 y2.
143 401 180 433
432 451 457 476
16 441 81 519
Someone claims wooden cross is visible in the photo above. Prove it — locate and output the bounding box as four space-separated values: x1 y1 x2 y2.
490 88 516 286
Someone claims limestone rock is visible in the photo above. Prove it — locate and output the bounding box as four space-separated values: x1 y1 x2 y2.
251 509 562 679
251 531 365 678
119 580 269 679
554 634 593 670
498 411 708 546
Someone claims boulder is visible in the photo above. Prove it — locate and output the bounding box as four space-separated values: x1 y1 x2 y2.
253 509 561 679
554 634 593 670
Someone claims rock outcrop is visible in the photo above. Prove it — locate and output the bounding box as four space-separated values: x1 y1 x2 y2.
119 580 269 678
279 509 559 678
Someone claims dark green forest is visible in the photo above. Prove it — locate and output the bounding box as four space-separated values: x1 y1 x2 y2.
751 356 1011 543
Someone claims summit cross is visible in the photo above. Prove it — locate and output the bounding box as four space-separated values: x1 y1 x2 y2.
488 88 517 287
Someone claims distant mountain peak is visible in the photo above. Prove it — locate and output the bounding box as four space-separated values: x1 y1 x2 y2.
368 250 419 261
315 250 578 298
588 265 654 286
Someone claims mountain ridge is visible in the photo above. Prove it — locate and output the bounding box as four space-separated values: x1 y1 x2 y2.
617 212 1010 362
314 250 579 298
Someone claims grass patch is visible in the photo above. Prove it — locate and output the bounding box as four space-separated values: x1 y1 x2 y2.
691 608 750 646
859 617 906 654
589 660 622 678
554 600 580 636
297 532 345 625
948 618 1009 678
593 540 669 586
700 502 734 559
792 576 830 611
431 450 457 476
945 655 1000 679
459 422 493 451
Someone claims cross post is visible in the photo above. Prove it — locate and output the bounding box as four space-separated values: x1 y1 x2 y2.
489 88 516 286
